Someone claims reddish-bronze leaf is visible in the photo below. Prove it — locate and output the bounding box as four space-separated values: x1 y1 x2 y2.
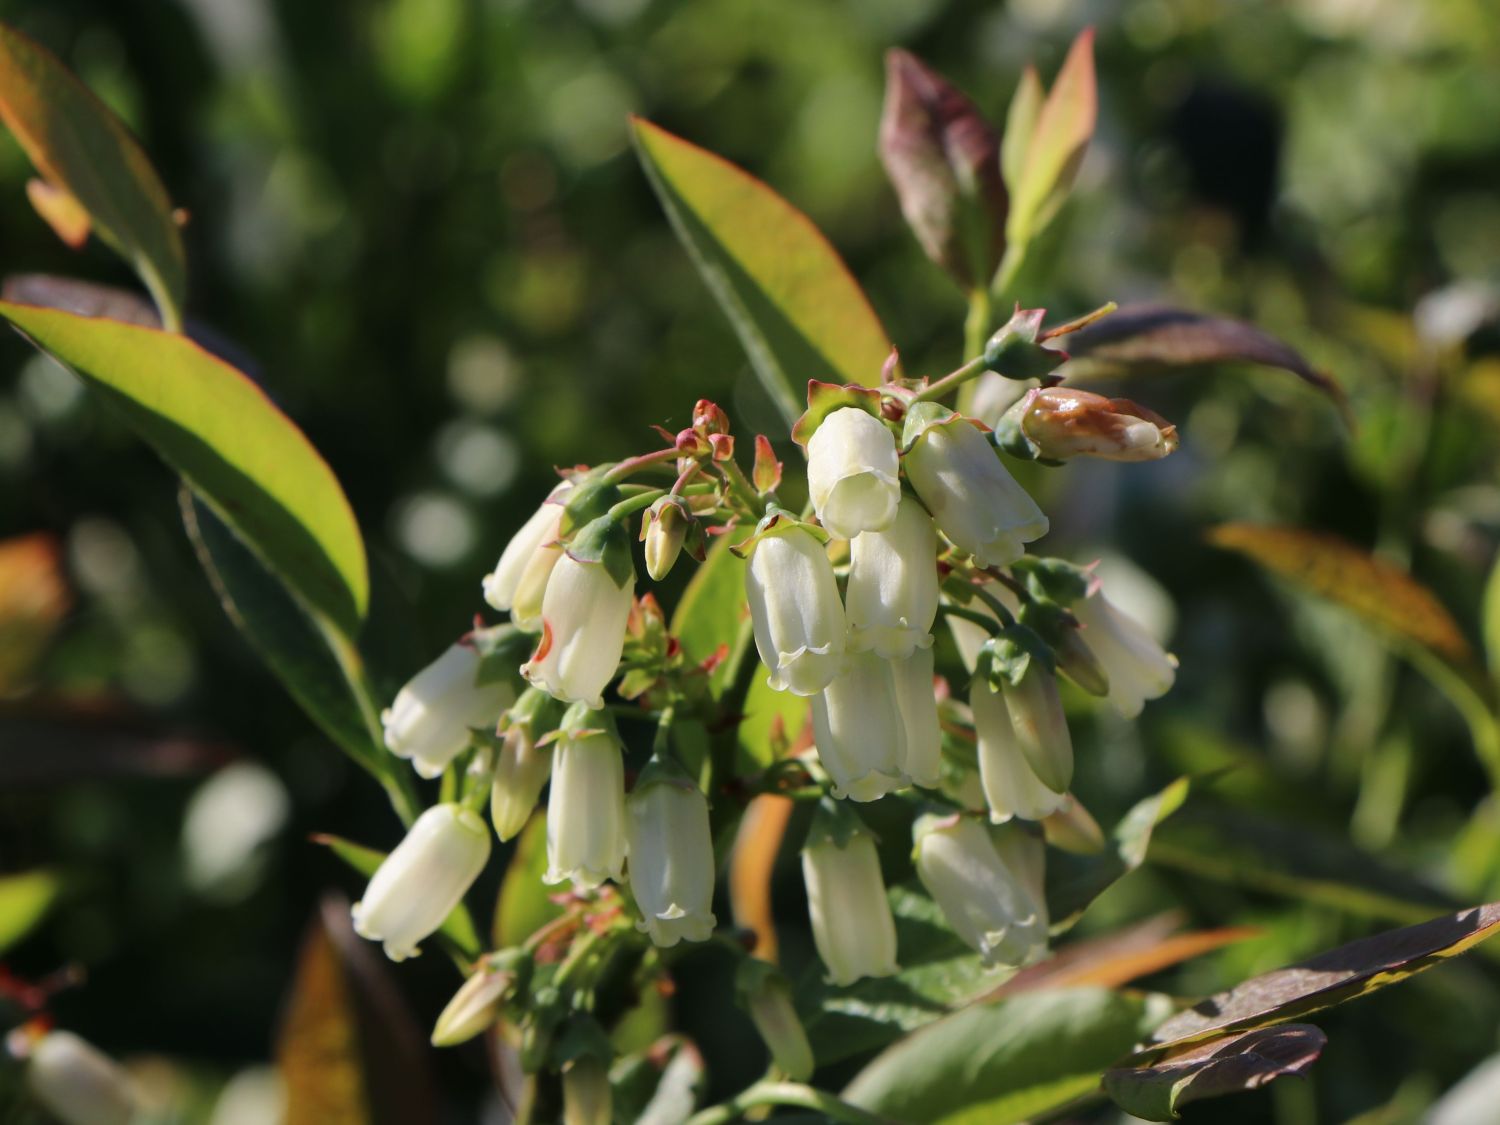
0 533 70 692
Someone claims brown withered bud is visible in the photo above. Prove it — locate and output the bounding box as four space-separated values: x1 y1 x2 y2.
879 50 1007 289
1016 387 1179 462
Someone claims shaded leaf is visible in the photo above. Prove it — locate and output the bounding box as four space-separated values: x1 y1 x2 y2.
1141 901 1500 1057
3 273 160 326
632 118 896 425
728 793 793 961
0 870 61 956
1063 304 1343 404
842 986 1151 1124
1484 550 1500 688
0 532 70 692
24 178 89 248
670 534 748 699
0 22 185 327
277 896 437 1125
1208 524 1473 669
1046 777 1191 931
0 301 368 636
879 50 1006 288
493 813 563 948
612 1036 706 1125
0 704 232 783
1104 1024 1326 1121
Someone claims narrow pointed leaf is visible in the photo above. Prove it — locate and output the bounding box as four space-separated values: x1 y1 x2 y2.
25 178 89 248
1006 29 1096 254
632 118 896 424
0 301 368 636
0 869 62 956
0 22 186 327
1000 67 1043 198
728 793 793 960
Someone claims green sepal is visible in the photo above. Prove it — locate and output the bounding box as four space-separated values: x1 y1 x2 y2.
983 306 1068 381
900 400 962 452
978 622 1055 688
548 700 621 747
803 793 875 850
734 957 792 1006
990 406 1040 461
470 623 534 689
1012 556 1093 606
729 503 830 559
503 685 569 738
790 380 885 447
1018 597 1110 697
565 513 636 589
633 748 700 795
560 478 623 537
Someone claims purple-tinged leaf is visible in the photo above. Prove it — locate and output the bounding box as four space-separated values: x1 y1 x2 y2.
879 49 1006 289
1104 1024 1326 1120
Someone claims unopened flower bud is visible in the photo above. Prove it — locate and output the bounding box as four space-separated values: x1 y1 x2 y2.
846 494 939 658
626 761 717 947
740 963 815 1081
745 523 846 696
807 407 901 539
801 802 899 985
562 1055 611 1125
545 706 627 889
903 405 1048 567
693 398 730 435
811 651 906 802
969 682 1067 823
1002 665 1073 794
913 814 1048 968
26 1031 137 1125
432 955 528 1046
522 519 635 709
1015 387 1178 462
1073 585 1177 718
482 484 570 630
352 803 491 961
891 646 941 788
382 643 513 780
641 496 692 581
491 689 561 842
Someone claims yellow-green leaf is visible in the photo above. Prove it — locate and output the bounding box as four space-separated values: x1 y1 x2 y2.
0 869 61 955
1000 66 1043 201
632 118 896 425
0 301 368 636
0 22 186 328
670 534 748 698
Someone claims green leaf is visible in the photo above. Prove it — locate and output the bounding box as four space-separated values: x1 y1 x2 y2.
0 23 186 328
671 535 748 699
841 986 1151 1123
313 834 481 957
736 674 808 774
632 118 897 425
493 813 563 948
999 67 1043 203
0 869 61 955
0 301 368 636
1484 550 1500 688
1104 1024 1326 1121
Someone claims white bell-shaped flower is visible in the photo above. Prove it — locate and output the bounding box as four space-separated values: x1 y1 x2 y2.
1074 587 1177 718
970 681 1067 823
811 650 907 802
913 814 1048 968
491 723 553 843
522 554 634 709
903 410 1047 567
846 495 939 658
545 711 627 889
562 1055 611 1125
802 823 899 985
626 765 717 947
1003 666 1073 794
891 646 942 788
482 483 570 630
807 407 901 539
946 580 1019 671
27 1031 137 1125
745 523 846 696
381 643 513 780
352 803 491 961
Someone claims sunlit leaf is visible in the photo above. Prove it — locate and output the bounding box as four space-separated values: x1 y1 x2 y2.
24 178 89 248
493 813 563 948
0 532 70 692
1209 524 1473 670
0 870 61 955
670 534 748 699
0 22 186 327
632 118 897 425
278 897 437 1125
842 986 1153 1124
0 301 369 636
1000 66 1043 201
1104 1024 1326 1121
1140 902 1500 1057
1063 305 1343 405
728 793 793 961
1484 551 1500 688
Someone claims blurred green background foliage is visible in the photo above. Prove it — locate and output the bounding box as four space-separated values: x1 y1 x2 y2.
2 0 1500 1120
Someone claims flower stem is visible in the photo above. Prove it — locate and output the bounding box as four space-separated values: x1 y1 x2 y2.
601 447 681 483
685 1081 894 1125
913 354 989 405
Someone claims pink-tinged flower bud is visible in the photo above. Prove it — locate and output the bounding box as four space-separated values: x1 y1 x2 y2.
812 651 907 802
1017 388 1178 462
741 966 815 1081
846 495 939 659
801 813 899 985
807 408 901 539
745 524 846 696
545 707 627 889
491 688 559 842
382 643 514 780
626 765 717 947
1073 586 1177 718
969 682 1067 823
902 406 1047 567
562 1055 611 1125
432 957 523 1046
482 484 570 629
891 646 942 788
522 537 635 709
641 495 691 581
352 804 491 961
27 1031 137 1125
913 815 1048 968
1002 665 1073 794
